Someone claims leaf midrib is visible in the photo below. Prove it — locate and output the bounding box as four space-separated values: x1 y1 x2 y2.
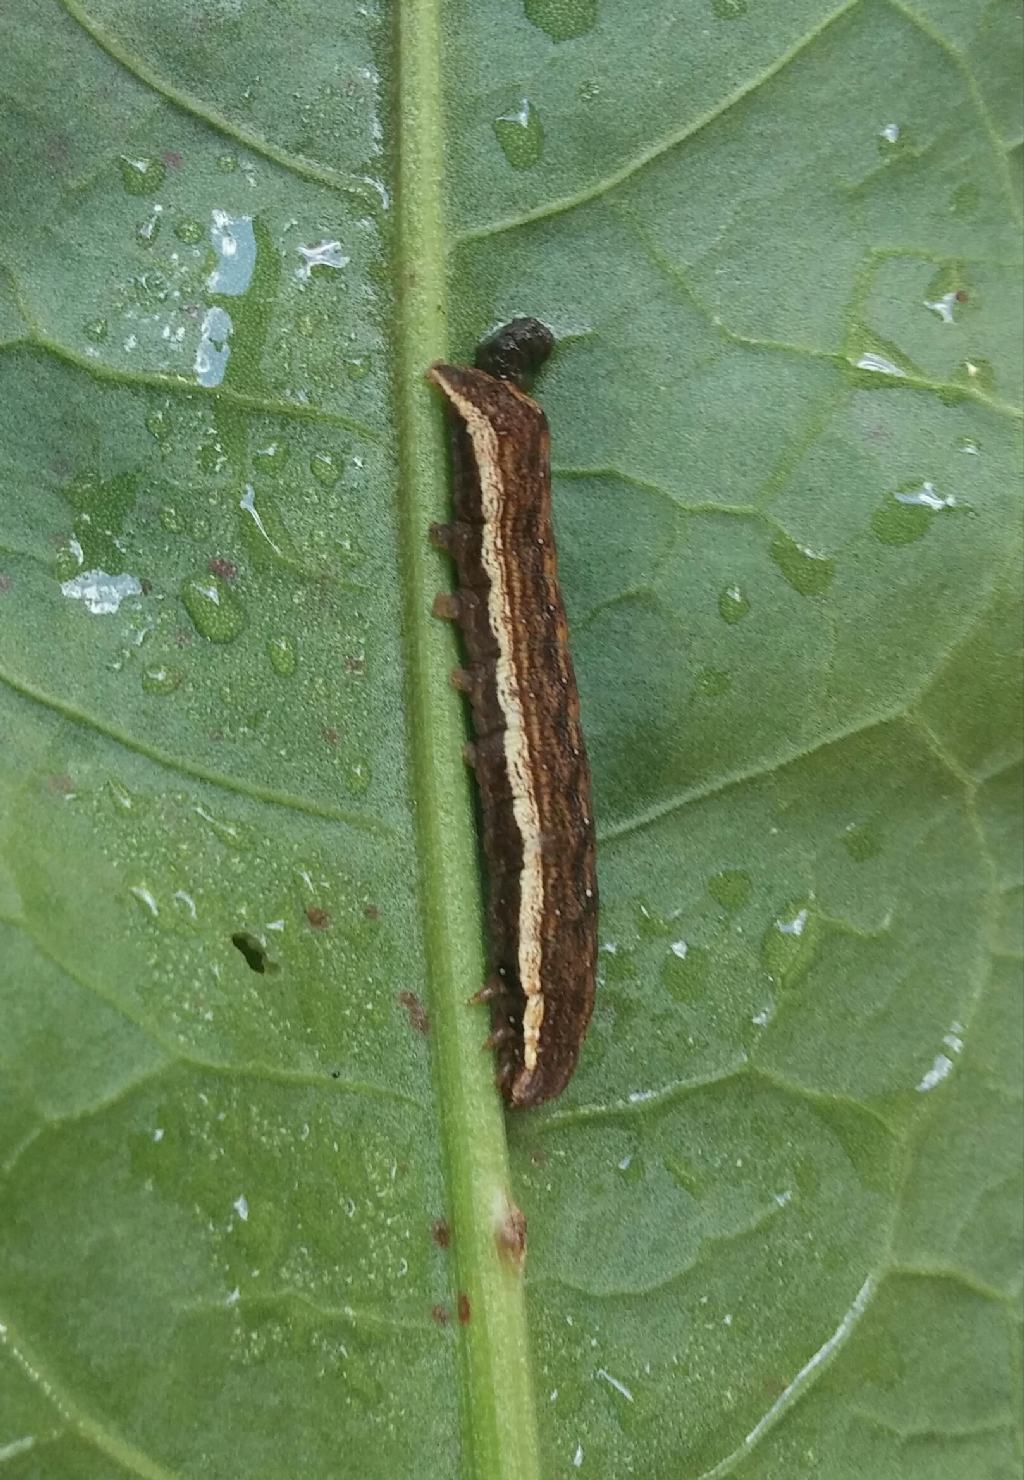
393 5 541 1478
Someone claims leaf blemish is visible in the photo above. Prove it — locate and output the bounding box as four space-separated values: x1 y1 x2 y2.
231 931 278 975
495 1201 527 1269
400 990 430 1035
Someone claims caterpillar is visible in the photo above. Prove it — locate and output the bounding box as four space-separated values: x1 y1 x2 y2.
428 319 597 1108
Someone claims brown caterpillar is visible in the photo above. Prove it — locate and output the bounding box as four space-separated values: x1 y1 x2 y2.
428 319 597 1108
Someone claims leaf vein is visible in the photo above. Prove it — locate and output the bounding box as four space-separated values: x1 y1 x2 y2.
0 668 386 833
0 914 423 1111
884 0 1024 226
0 332 378 440
56 0 379 204
0 1309 181 1480
457 0 865 243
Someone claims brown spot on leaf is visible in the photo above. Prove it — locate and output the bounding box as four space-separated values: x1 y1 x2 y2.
431 1304 450 1326
431 1218 451 1249
209 557 237 582
306 907 331 931
457 1292 471 1325
400 991 430 1035
495 1202 527 1270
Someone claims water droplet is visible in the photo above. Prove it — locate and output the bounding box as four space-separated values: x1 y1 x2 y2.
917 1052 956 1092
769 534 835 596
524 0 597 40
708 870 752 912
924 291 961 325
957 436 980 456
692 666 731 698
207 211 257 296
197 441 227 476
118 154 166 196
253 440 290 474
83 317 108 344
135 205 163 246
893 479 955 511
957 357 995 392
718 584 751 623
180 573 246 643
760 899 820 987
138 269 168 303
239 484 283 556
712 0 747 15
335 532 365 571
61 569 142 615
841 821 881 862
949 181 981 219
310 450 342 487
616 1148 645 1184
54 536 83 582
493 99 544 170
295 239 349 282
665 1156 703 1196
194 306 232 388
194 804 250 850
344 759 371 796
633 901 667 938
595 940 637 1015
923 267 968 326
108 778 136 812
174 217 205 244
267 634 297 676
130 884 160 916
871 482 955 545
146 409 171 443
878 122 901 145
142 664 184 695
854 352 907 378
661 943 709 1002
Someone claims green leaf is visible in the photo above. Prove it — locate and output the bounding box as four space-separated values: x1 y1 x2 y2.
1 1 1020 1476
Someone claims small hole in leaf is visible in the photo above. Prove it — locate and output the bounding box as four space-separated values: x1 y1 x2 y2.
231 931 277 974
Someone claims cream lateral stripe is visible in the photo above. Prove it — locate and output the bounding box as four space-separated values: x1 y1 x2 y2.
435 375 547 1074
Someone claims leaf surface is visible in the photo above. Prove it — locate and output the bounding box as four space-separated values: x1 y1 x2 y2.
0 1 1020 1476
